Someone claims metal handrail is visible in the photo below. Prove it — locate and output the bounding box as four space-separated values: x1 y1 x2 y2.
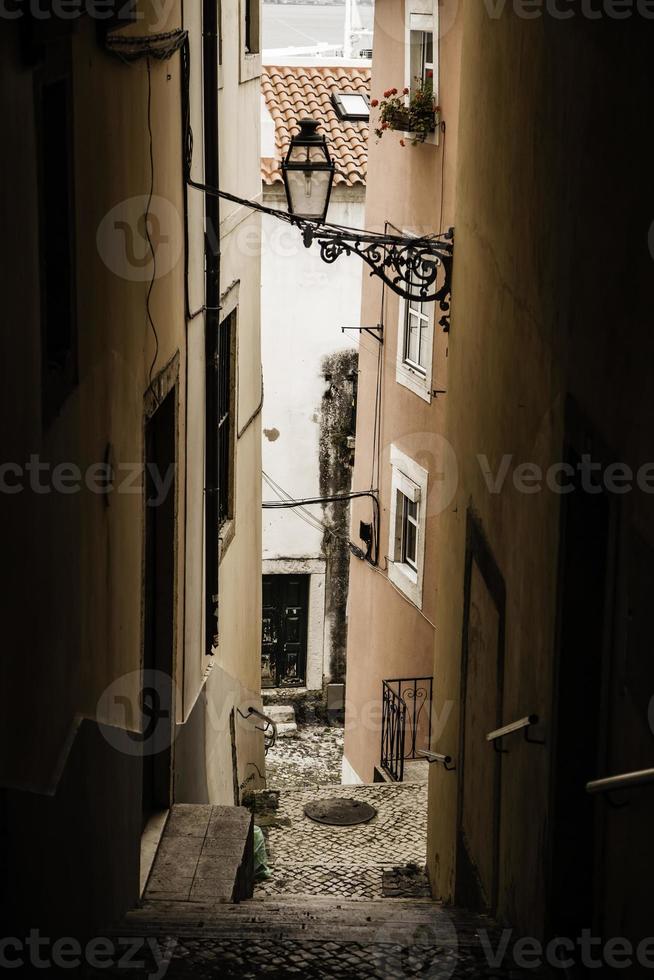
380 683 407 782
586 767 654 796
380 676 433 782
486 714 544 750
417 749 456 771
238 706 278 754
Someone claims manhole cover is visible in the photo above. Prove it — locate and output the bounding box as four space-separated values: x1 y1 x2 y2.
304 798 377 826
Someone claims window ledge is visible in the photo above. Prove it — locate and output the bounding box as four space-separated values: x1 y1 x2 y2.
397 360 432 403
388 559 422 608
219 517 236 564
239 52 261 84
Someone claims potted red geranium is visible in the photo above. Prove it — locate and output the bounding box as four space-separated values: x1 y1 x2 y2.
371 81 439 145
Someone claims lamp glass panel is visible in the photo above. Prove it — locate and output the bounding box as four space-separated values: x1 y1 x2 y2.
285 167 332 219
288 143 330 165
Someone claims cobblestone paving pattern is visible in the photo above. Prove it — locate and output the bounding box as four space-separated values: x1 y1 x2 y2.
84 787 539 979
87 936 534 979
264 724 344 788
253 782 427 899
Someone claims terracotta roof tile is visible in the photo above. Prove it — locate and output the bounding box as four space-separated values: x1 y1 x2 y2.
261 64 370 188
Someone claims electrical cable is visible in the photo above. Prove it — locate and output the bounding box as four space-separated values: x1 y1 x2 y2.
262 471 378 562
263 490 379 508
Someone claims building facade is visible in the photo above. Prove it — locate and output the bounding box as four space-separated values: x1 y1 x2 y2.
425 1 654 951
343 0 461 784
260 62 368 692
345 0 654 959
0 0 264 937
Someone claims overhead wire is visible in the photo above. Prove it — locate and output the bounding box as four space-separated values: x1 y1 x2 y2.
262 471 378 563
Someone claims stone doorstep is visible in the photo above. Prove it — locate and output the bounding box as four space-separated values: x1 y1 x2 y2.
275 721 299 737
263 704 296 725
144 804 254 906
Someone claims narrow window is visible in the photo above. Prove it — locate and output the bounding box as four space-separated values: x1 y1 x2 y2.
217 310 235 526
38 71 77 424
401 494 419 570
403 289 430 374
407 2 437 98
244 0 260 55
409 29 434 93
218 0 223 68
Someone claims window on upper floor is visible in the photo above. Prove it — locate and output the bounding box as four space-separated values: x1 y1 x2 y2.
406 0 438 98
244 0 261 55
388 447 428 608
240 0 262 82
399 493 419 571
396 268 435 403
217 309 236 528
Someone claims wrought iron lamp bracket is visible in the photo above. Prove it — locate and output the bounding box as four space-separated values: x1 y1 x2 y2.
298 222 454 324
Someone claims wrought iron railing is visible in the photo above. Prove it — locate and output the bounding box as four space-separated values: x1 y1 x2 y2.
380 676 433 782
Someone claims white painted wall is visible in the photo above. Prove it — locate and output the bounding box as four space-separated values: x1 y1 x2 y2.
261 196 364 560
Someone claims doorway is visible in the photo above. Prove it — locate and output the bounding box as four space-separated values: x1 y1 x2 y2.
456 513 505 915
142 387 176 830
548 447 612 949
261 574 309 688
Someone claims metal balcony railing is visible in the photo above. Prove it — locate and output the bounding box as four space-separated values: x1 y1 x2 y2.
380 677 433 782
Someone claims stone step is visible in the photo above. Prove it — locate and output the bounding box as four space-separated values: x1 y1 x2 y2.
263 704 296 725
275 720 298 737
142 804 254 906
121 896 482 947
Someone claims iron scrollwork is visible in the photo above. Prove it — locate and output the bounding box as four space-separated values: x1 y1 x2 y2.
300 224 454 330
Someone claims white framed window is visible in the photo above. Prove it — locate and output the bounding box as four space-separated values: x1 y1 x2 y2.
404 0 439 144
240 0 262 83
388 447 428 608
396 264 434 402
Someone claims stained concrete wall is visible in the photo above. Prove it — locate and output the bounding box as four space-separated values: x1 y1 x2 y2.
0 0 263 937
425 0 654 947
343 0 462 782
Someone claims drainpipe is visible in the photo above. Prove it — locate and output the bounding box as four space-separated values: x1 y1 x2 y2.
203 0 221 653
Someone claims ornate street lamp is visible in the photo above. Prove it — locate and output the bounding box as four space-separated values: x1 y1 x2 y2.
282 119 335 224
192 112 454 320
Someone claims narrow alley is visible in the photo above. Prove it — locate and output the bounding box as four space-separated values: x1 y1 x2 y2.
3 0 653 976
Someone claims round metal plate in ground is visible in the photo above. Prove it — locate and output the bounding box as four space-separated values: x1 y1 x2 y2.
304 797 377 826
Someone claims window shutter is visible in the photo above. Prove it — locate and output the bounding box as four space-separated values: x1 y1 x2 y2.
409 0 434 30
397 471 421 503
410 13 434 31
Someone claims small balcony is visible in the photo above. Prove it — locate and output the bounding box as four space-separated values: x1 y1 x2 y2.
379 676 433 783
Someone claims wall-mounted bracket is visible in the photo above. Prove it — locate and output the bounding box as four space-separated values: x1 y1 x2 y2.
486 714 544 753
341 324 383 343
586 767 654 809
417 749 456 771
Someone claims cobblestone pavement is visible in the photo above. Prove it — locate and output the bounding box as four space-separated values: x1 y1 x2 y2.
90 897 533 979
86 787 536 979
264 724 344 788
252 782 428 899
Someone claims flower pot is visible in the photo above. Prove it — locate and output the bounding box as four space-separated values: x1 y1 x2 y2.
387 109 436 142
